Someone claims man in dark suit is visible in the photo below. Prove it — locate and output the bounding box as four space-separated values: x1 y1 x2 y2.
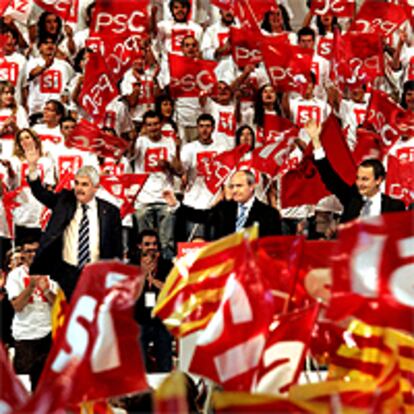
211 170 282 239
26 151 122 300
307 120 405 223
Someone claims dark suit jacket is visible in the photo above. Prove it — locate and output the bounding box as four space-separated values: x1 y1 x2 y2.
314 157 406 223
210 197 282 239
28 177 122 276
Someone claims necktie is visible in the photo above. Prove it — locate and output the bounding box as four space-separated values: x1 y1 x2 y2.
236 205 248 231
360 198 372 217
78 204 90 268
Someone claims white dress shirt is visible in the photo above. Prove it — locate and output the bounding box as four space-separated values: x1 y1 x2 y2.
63 198 100 266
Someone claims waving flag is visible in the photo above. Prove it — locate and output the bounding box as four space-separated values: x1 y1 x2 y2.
36 261 148 406
386 154 414 207
310 0 355 17
34 0 78 22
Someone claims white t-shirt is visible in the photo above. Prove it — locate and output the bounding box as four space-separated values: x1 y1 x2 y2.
33 123 64 153
289 96 331 130
0 52 27 104
181 139 226 209
26 57 74 114
205 99 236 150
120 67 157 122
102 97 135 136
0 163 13 238
201 21 231 61
5 265 57 341
0 106 29 158
134 135 176 204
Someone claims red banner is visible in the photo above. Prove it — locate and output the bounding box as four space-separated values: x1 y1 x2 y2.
363 90 406 150
311 0 355 17
350 2 408 38
352 128 383 165
67 119 129 159
386 154 414 206
169 53 217 98
0 0 10 16
79 50 118 120
100 173 149 218
327 211 414 333
33 0 78 22
261 40 314 93
37 261 148 406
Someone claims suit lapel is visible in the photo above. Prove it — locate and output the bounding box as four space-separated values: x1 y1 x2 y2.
244 198 257 228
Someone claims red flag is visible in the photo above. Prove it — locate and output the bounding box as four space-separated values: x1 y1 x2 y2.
364 90 406 150
2 186 23 238
37 261 148 406
189 240 277 391
386 154 414 207
100 173 149 218
79 50 118 120
310 0 355 17
67 119 128 159
395 109 414 139
256 113 298 145
320 114 357 186
326 211 414 333
350 1 408 38
33 0 78 22
0 343 28 412
251 132 297 177
211 0 235 10
169 54 217 99
252 304 320 395
230 26 263 68
280 146 330 208
200 144 250 194
352 128 384 165
235 0 279 28
0 0 10 17
261 40 314 93
330 32 384 87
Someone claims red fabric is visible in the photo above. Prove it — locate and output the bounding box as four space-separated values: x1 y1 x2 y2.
78 50 118 120
0 0 10 18
189 241 277 391
320 114 356 186
386 155 414 207
310 0 355 17
326 211 414 333
169 53 217 98
256 113 297 145
2 186 23 238
36 261 148 406
363 90 406 150
352 128 384 165
100 173 149 218
230 27 263 68
261 39 313 93
235 0 279 30
253 304 320 395
350 1 408 38
33 0 78 22
200 144 250 194
0 343 28 412
67 119 128 159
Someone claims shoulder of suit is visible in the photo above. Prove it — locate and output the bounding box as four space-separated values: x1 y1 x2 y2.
96 197 120 212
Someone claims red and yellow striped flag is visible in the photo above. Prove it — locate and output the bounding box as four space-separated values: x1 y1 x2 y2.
152 226 258 337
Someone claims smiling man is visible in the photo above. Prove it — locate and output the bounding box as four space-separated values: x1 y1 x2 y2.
307 120 406 223
26 150 122 300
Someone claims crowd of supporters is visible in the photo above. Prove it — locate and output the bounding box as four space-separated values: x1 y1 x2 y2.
0 0 413 387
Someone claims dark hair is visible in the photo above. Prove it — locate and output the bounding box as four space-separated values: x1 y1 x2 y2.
37 35 56 48
359 158 386 180
297 26 316 42
0 22 19 43
253 84 281 127
142 110 161 124
235 125 255 151
60 115 76 127
85 2 96 24
261 5 292 33
155 93 178 132
401 80 414 109
169 0 191 20
316 14 340 36
137 229 161 248
45 99 65 118
37 11 63 43
197 113 215 128
73 47 92 73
